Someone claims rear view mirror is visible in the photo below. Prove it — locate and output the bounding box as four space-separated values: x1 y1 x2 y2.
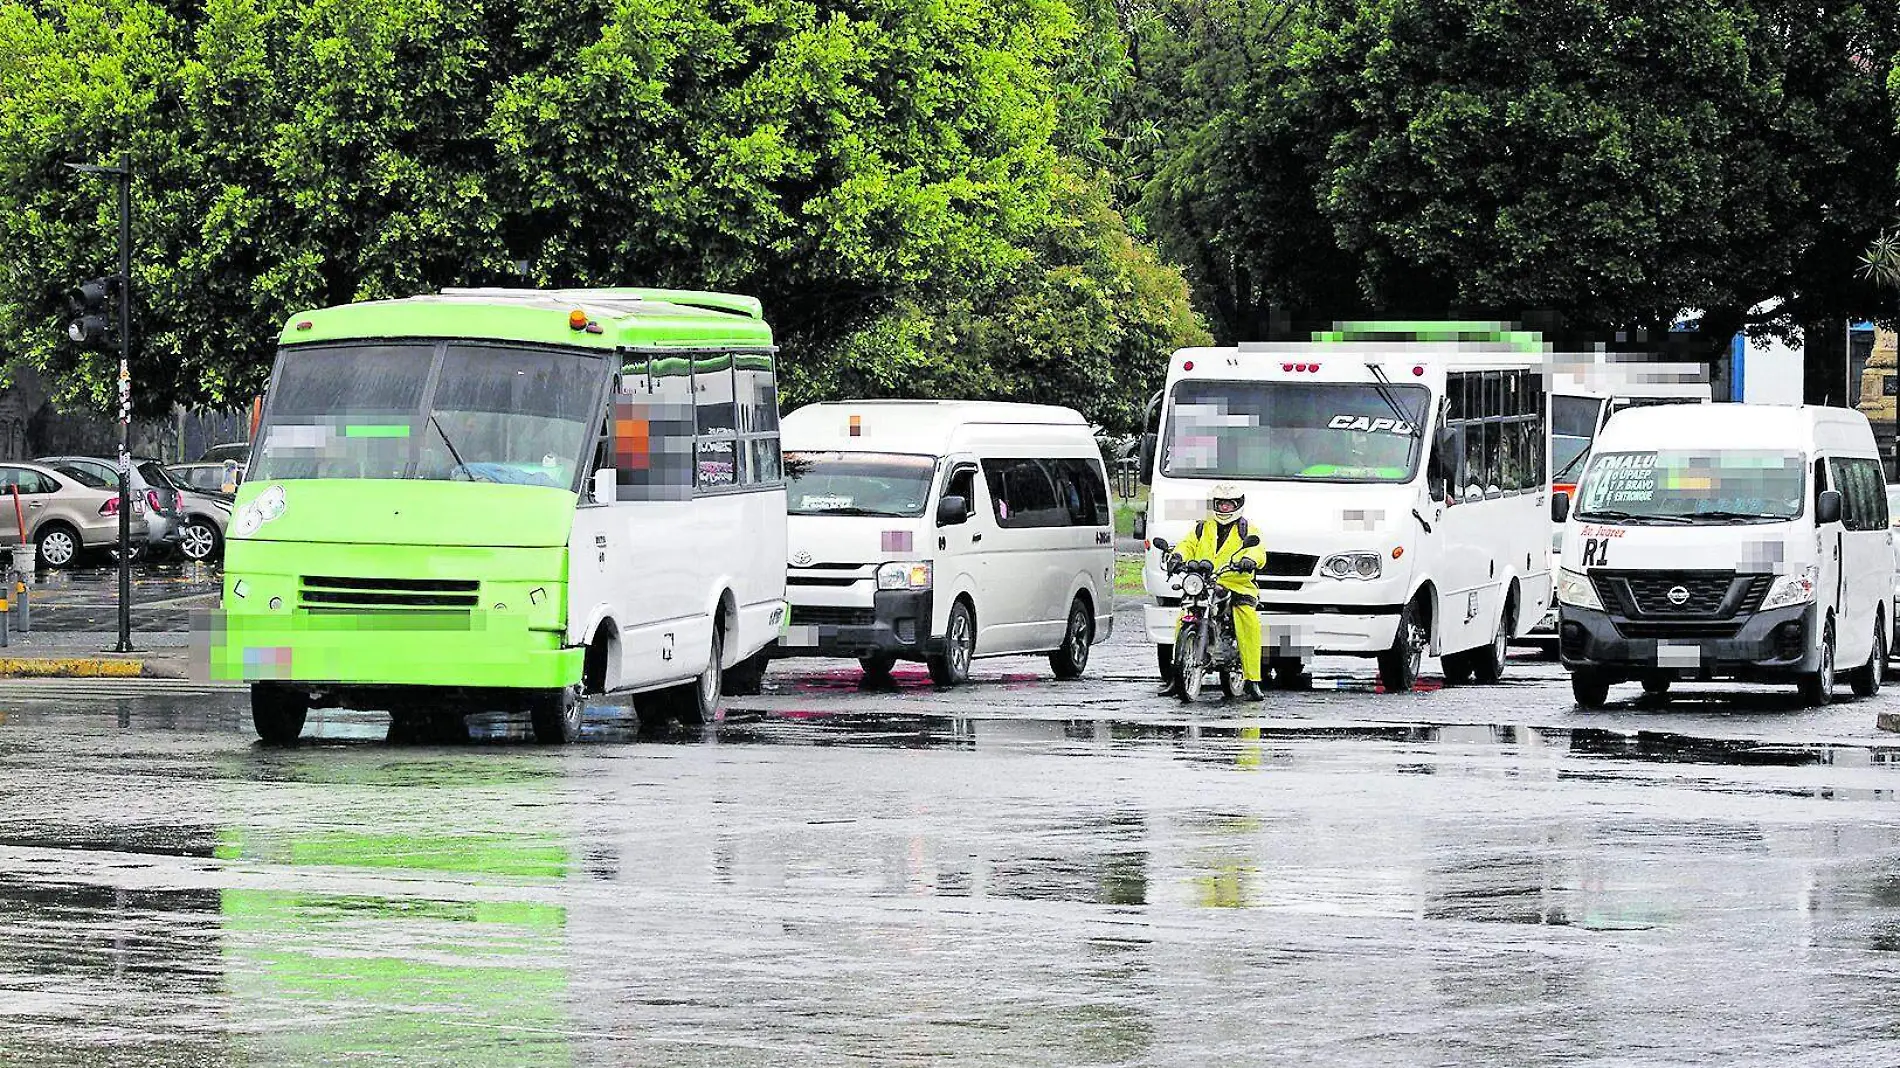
1817 488 1843 526
937 495 969 526
1151 537 1172 554
591 469 615 505
1551 491 1570 523
1139 432 1158 485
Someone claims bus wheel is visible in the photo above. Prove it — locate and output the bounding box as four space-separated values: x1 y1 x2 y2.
252 683 307 745
529 685 583 744
674 628 724 726
1571 670 1611 709
1378 599 1427 694
1471 596 1514 684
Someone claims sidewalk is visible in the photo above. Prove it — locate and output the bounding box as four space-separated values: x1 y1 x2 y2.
0 631 191 678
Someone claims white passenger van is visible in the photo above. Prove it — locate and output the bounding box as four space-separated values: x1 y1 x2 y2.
774 401 1115 685
1137 323 1554 692
1553 404 1893 708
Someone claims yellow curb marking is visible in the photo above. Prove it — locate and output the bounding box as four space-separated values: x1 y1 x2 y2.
0 658 145 678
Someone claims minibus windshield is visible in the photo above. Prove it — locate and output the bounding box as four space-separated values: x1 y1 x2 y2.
783 452 937 517
250 342 608 489
1161 380 1428 483
1575 449 1806 523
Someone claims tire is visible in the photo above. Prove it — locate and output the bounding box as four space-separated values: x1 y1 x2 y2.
178 517 222 563
1218 669 1238 699
1378 598 1427 694
251 683 308 745
1156 644 1174 686
1470 596 1514 684
1049 597 1093 680
859 653 897 679
928 599 976 687
1173 631 1205 703
1439 653 1473 686
675 627 724 726
724 649 768 696
1641 677 1671 697
529 685 583 744
1850 622 1884 699
1571 670 1610 709
1798 620 1836 708
34 522 80 570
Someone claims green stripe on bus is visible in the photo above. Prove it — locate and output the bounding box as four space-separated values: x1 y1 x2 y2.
344 424 412 438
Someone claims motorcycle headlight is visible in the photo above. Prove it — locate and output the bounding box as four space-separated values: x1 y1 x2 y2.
1555 568 1603 611
1181 572 1207 597
877 561 932 590
1320 551 1382 580
1761 565 1818 610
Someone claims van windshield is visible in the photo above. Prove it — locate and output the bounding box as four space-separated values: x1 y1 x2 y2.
1575 450 1806 523
784 452 937 517
1161 380 1428 483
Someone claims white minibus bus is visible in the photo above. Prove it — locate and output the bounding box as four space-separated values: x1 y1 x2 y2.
774 401 1115 685
1554 404 1893 707
1138 324 1553 692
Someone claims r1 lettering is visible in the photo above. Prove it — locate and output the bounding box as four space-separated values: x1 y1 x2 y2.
1582 537 1610 567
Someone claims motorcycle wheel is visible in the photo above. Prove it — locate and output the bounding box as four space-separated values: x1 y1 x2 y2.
1174 634 1205 704
1219 669 1238 699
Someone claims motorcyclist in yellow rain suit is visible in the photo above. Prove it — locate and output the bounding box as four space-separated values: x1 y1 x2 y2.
1164 484 1268 701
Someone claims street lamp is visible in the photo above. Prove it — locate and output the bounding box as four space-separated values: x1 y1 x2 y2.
63 157 134 654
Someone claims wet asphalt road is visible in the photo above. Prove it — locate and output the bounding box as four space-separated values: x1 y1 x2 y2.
5 605 1900 1065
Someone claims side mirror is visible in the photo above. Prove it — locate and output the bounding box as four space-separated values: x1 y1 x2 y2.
1817 488 1843 526
591 468 615 505
1132 510 1147 540
1139 432 1158 485
1551 491 1570 524
1151 536 1172 554
937 494 969 526
1242 533 1261 548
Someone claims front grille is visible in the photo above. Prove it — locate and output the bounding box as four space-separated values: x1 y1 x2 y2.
1263 552 1318 578
300 575 479 612
787 574 863 587
789 605 876 627
1591 570 1770 619
1614 620 1745 639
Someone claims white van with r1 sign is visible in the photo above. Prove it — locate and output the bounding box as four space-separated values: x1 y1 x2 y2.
1552 404 1893 708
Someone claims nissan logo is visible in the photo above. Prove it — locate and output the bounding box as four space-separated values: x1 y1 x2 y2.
792 551 813 567
1667 585 1690 606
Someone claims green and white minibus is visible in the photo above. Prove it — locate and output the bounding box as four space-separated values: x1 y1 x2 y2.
211 288 788 744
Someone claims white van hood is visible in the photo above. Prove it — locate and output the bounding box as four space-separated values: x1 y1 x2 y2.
787 513 927 568
1559 519 1813 572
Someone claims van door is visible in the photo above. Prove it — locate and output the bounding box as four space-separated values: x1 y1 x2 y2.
1813 458 1849 658
934 459 991 646
1830 456 1886 665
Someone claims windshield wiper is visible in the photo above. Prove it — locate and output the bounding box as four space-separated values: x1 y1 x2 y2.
801 506 901 517
1573 509 1691 525
1553 448 1589 483
1679 510 1788 523
1365 365 1422 437
428 414 493 482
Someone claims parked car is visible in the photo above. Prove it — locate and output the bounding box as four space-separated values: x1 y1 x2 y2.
0 462 150 568
38 456 183 557
197 442 250 483
166 461 240 496
171 485 231 563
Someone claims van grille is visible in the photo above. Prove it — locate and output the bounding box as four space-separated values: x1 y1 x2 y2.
299 575 480 612
789 605 876 627
1591 571 1770 619
1263 552 1318 578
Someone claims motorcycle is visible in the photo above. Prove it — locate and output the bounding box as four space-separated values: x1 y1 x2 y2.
1152 534 1261 703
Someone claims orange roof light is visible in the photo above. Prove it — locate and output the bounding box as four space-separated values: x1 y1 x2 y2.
568 309 589 331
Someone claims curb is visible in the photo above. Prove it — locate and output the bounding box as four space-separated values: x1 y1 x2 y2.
0 657 146 679
1877 711 1900 734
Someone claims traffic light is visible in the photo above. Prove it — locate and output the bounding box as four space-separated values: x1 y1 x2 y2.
64 275 120 349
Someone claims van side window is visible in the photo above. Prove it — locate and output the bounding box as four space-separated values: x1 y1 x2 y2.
1051 459 1111 527
982 459 1066 528
1831 457 1886 532
944 466 978 510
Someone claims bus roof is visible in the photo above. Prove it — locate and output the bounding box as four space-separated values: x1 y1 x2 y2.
1310 321 1548 354
276 287 775 350
782 401 1092 451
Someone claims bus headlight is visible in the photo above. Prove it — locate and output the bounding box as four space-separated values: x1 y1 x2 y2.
1320 552 1382 580
1555 569 1603 610
878 561 932 590
1761 566 1818 610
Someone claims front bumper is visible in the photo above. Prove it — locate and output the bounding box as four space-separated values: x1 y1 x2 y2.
1557 602 1818 680
773 589 938 660
1143 601 1402 655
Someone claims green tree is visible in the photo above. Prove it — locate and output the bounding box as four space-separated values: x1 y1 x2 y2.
0 0 1204 427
